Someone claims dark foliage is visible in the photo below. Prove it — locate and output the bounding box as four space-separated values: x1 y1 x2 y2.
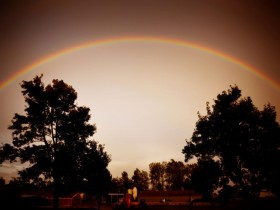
183 85 280 200
0 75 111 209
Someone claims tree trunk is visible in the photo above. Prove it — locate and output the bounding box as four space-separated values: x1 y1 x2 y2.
53 181 59 210
97 195 101 210
53 150 60 210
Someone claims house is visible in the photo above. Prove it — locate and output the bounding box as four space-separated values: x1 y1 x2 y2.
138 190 202 205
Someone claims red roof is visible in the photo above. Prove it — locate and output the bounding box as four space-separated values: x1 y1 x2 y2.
139 190 200 197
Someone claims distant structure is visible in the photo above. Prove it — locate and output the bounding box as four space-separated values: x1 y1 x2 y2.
137 190 202 205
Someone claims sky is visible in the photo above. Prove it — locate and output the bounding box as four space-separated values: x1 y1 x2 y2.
0 0 280 182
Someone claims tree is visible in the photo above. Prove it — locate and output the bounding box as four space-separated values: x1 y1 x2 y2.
0 75 111 209
110 177 123 192
182 85 280 200
0 177 5 187
165 159 186 190
109 171 134 194
132 168 149 192
79 141 111 210
121 171 133 192
190 159 222 200
149 162 166 190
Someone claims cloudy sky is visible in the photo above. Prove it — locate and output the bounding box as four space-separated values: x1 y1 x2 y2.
1 0 280 181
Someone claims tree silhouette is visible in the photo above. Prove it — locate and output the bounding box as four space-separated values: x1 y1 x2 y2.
190 159 222 200
182 85 280 200
121 171 133 192
77 140 111 210
132 168 149 192
0 177 5 186
110 177 123 193
149 162 166 190
0 75 111 209
165 159 186 190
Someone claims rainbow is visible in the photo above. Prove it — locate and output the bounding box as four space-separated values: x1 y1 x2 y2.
1 36 279 91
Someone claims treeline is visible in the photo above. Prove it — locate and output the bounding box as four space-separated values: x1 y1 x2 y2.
0 159 194 193
110 159 193 192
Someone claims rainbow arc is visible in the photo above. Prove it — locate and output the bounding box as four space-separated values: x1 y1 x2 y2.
0 36 279 92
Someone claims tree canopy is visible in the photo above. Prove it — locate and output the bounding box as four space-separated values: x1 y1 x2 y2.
165 159 187 191
0 75 111 209
149 162 166 190
132 168 149 192
182 85 280 200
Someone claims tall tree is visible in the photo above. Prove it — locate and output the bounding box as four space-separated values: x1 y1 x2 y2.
109 172 133 194
110 177 123 193
121 171 133 192
132 168 149 192
0 177 5 187
149 162 166 190
165 159 186 190
0 75 111 209
190 159 222 200
182 85 280 200
80 141 111 210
